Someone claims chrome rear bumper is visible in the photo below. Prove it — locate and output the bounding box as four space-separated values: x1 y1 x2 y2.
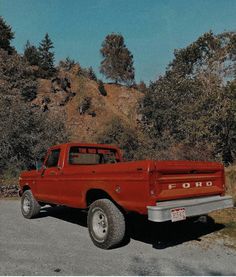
147 195 233 222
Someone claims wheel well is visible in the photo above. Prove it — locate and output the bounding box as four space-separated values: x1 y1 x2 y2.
22 185 30 192
86 189 113 207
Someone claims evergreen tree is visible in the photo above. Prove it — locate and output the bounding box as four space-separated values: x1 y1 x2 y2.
23 40 40 66
38 33 55 77
100 33 135 85
0 49 68 177
0 16 14 54
0 50 37 101
87 66 97 81
98 80 107 96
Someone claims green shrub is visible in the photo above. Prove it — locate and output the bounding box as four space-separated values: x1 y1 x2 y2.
98 80 107 96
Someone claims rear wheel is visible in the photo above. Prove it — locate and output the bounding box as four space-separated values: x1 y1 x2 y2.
21 190 41 219
87 199 126 249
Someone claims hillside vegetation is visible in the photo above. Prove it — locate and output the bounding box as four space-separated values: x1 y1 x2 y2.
0 16 236 188
34 67 143 143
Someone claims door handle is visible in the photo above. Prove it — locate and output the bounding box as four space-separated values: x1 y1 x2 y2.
49 171 56 176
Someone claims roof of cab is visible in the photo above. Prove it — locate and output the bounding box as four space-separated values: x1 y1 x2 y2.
50 142 120 150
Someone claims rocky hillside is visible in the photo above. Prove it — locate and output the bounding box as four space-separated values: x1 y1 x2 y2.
32 66 143 142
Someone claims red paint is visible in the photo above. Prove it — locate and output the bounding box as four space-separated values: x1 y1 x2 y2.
19 143 225 215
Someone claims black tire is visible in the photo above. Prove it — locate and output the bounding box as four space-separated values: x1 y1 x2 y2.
21 190 41 219
87 199 126 249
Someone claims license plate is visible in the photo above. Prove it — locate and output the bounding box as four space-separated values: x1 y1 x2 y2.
171 207 186 222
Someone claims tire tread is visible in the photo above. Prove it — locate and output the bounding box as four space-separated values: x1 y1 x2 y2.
88 199 125 249
21 190 41 219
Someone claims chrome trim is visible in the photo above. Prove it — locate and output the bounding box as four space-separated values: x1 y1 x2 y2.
147 195 233 222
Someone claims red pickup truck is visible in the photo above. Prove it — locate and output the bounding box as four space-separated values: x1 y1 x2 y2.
19 142 233 249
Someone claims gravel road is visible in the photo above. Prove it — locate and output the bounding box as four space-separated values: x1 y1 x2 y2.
0 200 235 275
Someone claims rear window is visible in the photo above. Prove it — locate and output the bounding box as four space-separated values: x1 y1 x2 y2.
69 146 117 165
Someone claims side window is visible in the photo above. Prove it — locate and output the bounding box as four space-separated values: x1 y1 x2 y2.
45 149 60 168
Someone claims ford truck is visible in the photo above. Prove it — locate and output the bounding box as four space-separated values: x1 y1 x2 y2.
19 142 233 249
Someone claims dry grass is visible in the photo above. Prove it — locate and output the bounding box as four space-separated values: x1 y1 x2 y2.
225 165 236 205
207 166 236 249
209 208 236 249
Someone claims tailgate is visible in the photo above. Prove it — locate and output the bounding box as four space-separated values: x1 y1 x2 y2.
153 160 225 201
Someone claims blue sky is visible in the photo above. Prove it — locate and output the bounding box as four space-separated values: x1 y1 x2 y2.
1 0 236 83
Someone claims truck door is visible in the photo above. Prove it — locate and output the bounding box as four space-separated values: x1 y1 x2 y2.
57 145 87 206
37 148 61 203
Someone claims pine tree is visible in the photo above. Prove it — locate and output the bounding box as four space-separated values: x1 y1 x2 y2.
38 33 55 78
0 16 14 54
98 80 107 96
23 40 40 66
100 33 135 85
87 66 97 81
